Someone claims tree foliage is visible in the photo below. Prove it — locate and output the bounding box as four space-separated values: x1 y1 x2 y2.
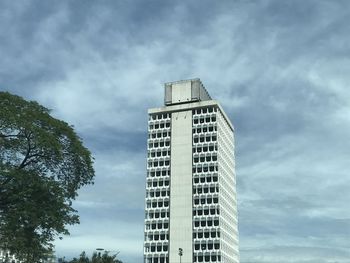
59 251 122 263
0 92 95 262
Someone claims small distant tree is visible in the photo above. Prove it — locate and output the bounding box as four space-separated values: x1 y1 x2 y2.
0 92 95 262
65 251 122 263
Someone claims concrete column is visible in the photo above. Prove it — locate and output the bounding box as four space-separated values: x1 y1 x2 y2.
169 110 193 263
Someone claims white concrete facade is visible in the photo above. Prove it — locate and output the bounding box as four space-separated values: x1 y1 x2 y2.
144 79 239 263
169 110 193 263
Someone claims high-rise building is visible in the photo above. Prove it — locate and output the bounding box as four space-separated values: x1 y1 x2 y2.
144 79 239 263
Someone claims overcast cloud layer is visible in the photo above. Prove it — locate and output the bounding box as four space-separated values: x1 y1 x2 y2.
1 1 350 262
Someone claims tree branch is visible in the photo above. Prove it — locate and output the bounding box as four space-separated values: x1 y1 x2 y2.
0 133 21 138
18 130 33 169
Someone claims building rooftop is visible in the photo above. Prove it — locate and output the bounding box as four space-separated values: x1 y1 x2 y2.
164 78 212 106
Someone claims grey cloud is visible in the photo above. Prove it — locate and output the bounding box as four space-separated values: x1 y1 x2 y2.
1 0 350 262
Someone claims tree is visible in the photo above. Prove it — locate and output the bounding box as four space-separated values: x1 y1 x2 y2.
64 251 122 263
0 92 95 262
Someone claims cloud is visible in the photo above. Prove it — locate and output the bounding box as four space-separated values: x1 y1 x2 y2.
1 0 350 262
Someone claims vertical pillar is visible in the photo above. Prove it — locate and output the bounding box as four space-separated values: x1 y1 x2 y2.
169 110 193 263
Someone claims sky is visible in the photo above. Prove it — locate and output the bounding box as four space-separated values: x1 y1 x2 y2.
1 0 350 262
